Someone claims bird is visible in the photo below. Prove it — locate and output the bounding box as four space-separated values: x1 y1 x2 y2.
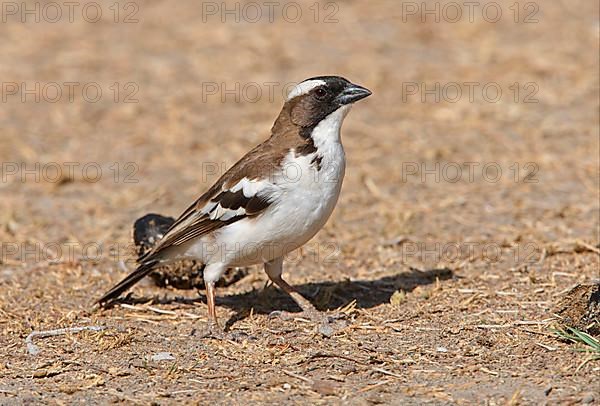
96 76 372 332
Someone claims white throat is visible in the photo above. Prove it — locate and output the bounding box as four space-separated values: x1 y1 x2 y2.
310 105 352 149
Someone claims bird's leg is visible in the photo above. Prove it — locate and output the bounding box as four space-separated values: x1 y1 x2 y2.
264 257 321 321
196 278 255 342
198 280 225 338
264 258 348 336
270 274 321 318
205 281 219 327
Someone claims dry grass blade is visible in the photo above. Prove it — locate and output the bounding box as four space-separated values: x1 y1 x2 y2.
337 299 358 316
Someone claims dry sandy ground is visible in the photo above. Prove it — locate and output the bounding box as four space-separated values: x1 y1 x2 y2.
0 0 599 404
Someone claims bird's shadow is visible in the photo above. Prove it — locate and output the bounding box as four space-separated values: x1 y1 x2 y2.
106 268 454 328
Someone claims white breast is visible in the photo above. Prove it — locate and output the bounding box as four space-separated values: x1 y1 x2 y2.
275 105 351 245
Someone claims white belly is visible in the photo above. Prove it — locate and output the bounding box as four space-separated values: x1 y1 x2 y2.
212 148 345 266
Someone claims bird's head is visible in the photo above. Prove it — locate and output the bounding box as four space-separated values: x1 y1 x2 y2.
283 76 372 129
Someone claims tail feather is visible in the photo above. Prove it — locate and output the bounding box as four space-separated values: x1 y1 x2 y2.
96 260 158 306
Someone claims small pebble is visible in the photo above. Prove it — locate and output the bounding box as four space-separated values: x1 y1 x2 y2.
318 324 335 337
151 352 175 362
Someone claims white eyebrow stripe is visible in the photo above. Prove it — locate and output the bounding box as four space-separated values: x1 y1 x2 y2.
286 80 326 101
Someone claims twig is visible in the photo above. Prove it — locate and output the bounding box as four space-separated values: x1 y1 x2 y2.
520 328 557 337
535 342 557 351
119 303 200 319
303 352 369 365
26 326 106 355
513 320 550 326
282 369 312 383
358 379 392 393
363 176 384 199
146 306 177 315
479 367 499 376
372 367 403 379
576 355 598 373
576 240 600 255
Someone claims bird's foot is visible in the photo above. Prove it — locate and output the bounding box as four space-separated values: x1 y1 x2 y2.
269 309 348 337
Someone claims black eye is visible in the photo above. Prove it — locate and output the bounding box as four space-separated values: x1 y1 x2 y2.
314 88 328 100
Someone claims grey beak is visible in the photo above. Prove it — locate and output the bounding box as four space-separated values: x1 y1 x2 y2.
337 84 372 105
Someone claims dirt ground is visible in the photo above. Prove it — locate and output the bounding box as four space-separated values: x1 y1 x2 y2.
1 0 599 404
